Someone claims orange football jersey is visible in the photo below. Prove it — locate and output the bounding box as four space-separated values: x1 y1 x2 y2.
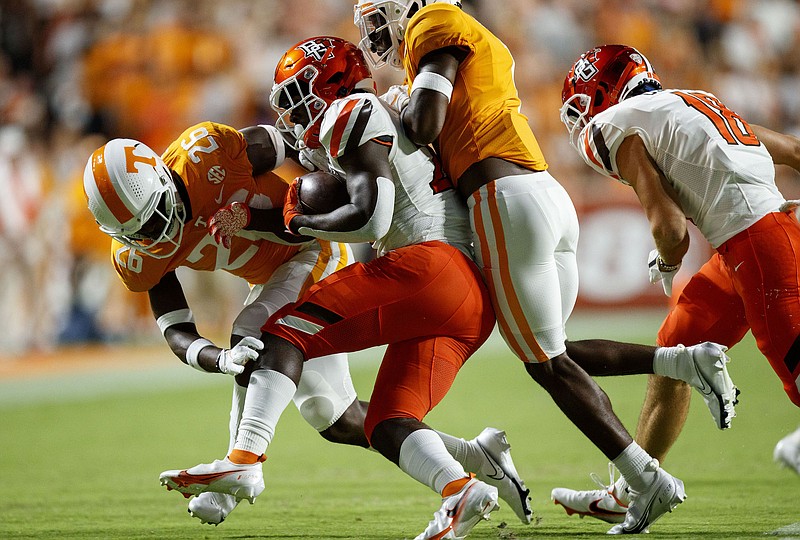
402 4 548 183
111 122 329 292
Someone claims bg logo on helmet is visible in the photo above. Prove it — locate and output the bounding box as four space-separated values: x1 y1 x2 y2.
298 39 335 62
575 49 600 82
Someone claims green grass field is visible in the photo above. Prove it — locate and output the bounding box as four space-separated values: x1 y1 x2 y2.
2 312 799 539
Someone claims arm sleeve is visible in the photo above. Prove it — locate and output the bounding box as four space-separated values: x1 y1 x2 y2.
578 117 629 184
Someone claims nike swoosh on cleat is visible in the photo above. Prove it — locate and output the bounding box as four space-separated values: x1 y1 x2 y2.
478 447 505 481
589 499 627 516
170 469 246 488
692 362 713 396
427 525 453 540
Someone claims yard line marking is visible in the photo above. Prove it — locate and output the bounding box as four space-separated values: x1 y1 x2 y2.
767 522 800 537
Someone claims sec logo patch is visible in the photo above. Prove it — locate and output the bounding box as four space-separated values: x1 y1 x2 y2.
208 165 226 184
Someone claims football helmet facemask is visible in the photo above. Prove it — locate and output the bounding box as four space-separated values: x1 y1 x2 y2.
560 44 661 148
270 36 375 151
83 138 185 259
354 0 461 71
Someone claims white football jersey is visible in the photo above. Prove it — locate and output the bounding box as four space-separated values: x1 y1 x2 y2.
319 92 473 257
578 89 786 248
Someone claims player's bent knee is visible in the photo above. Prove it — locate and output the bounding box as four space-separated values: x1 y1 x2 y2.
318 400 369 448
299 396 338 431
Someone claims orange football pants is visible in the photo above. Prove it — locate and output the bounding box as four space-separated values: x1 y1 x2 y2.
262 240 496 441
658 211 800 406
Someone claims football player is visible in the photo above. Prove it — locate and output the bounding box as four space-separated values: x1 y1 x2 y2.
553 43 800 524
159 37 530 540
353 1 736 534
83 122 368 525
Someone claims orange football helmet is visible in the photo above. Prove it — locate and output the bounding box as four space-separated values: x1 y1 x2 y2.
560 44 661 147
270 36 375 150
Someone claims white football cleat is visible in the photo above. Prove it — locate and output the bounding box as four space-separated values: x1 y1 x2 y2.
607 461 686 535
472 427 532 524
159 458 264 504
188 491 240 525
415 478 499 540
682 342 739 430
551 463 628 524
774 427 800 475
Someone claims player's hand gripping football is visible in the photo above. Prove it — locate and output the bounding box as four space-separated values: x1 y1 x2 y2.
648 248 681 297
216 336 264 375
209 201 251 249
283 177 304 234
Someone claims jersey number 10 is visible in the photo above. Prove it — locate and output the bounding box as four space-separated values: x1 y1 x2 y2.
674 91 759 147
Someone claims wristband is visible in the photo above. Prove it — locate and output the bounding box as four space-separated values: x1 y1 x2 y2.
411 72 453 102
657 257 680 272
185 338 214 371
156 308 194 336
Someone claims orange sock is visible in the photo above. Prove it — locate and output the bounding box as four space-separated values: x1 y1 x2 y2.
228 449 264 465
441 475 472 497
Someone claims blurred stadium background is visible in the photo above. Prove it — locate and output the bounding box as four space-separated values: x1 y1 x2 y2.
2 0 800 357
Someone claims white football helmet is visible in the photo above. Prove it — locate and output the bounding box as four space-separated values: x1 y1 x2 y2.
83 138 185 259
353 0 461 70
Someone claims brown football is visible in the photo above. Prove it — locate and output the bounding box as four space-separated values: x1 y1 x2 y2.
297 171 350 214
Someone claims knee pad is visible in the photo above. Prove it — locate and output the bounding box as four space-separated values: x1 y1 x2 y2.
293 357 356 431
298 394 339 432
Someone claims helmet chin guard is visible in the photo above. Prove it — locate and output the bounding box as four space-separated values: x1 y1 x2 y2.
83 138 185 259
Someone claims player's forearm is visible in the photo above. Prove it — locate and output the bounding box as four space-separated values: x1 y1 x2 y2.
163 324 222 373
295 176 394 242
246 208 312 243
753 124 800 171
651 223 689 266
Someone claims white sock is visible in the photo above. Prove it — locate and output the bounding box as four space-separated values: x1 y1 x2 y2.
613 474 631 504
653 345 683 380
227 382 247 454
399 429 468 495
435 430 482 473
234 370 296 455
612 441 657 493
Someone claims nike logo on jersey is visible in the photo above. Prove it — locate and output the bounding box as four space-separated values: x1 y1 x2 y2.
214 185 225 205
734 261 744 272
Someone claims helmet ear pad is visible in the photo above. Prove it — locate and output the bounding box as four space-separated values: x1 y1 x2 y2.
593 83 609 112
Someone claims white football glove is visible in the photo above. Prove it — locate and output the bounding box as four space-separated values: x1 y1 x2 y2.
380 84 410 114
648 248 681 297
216 336 264 375
298 146 329 172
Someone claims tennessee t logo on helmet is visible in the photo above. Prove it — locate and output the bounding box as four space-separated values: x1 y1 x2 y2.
83 138 186 259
